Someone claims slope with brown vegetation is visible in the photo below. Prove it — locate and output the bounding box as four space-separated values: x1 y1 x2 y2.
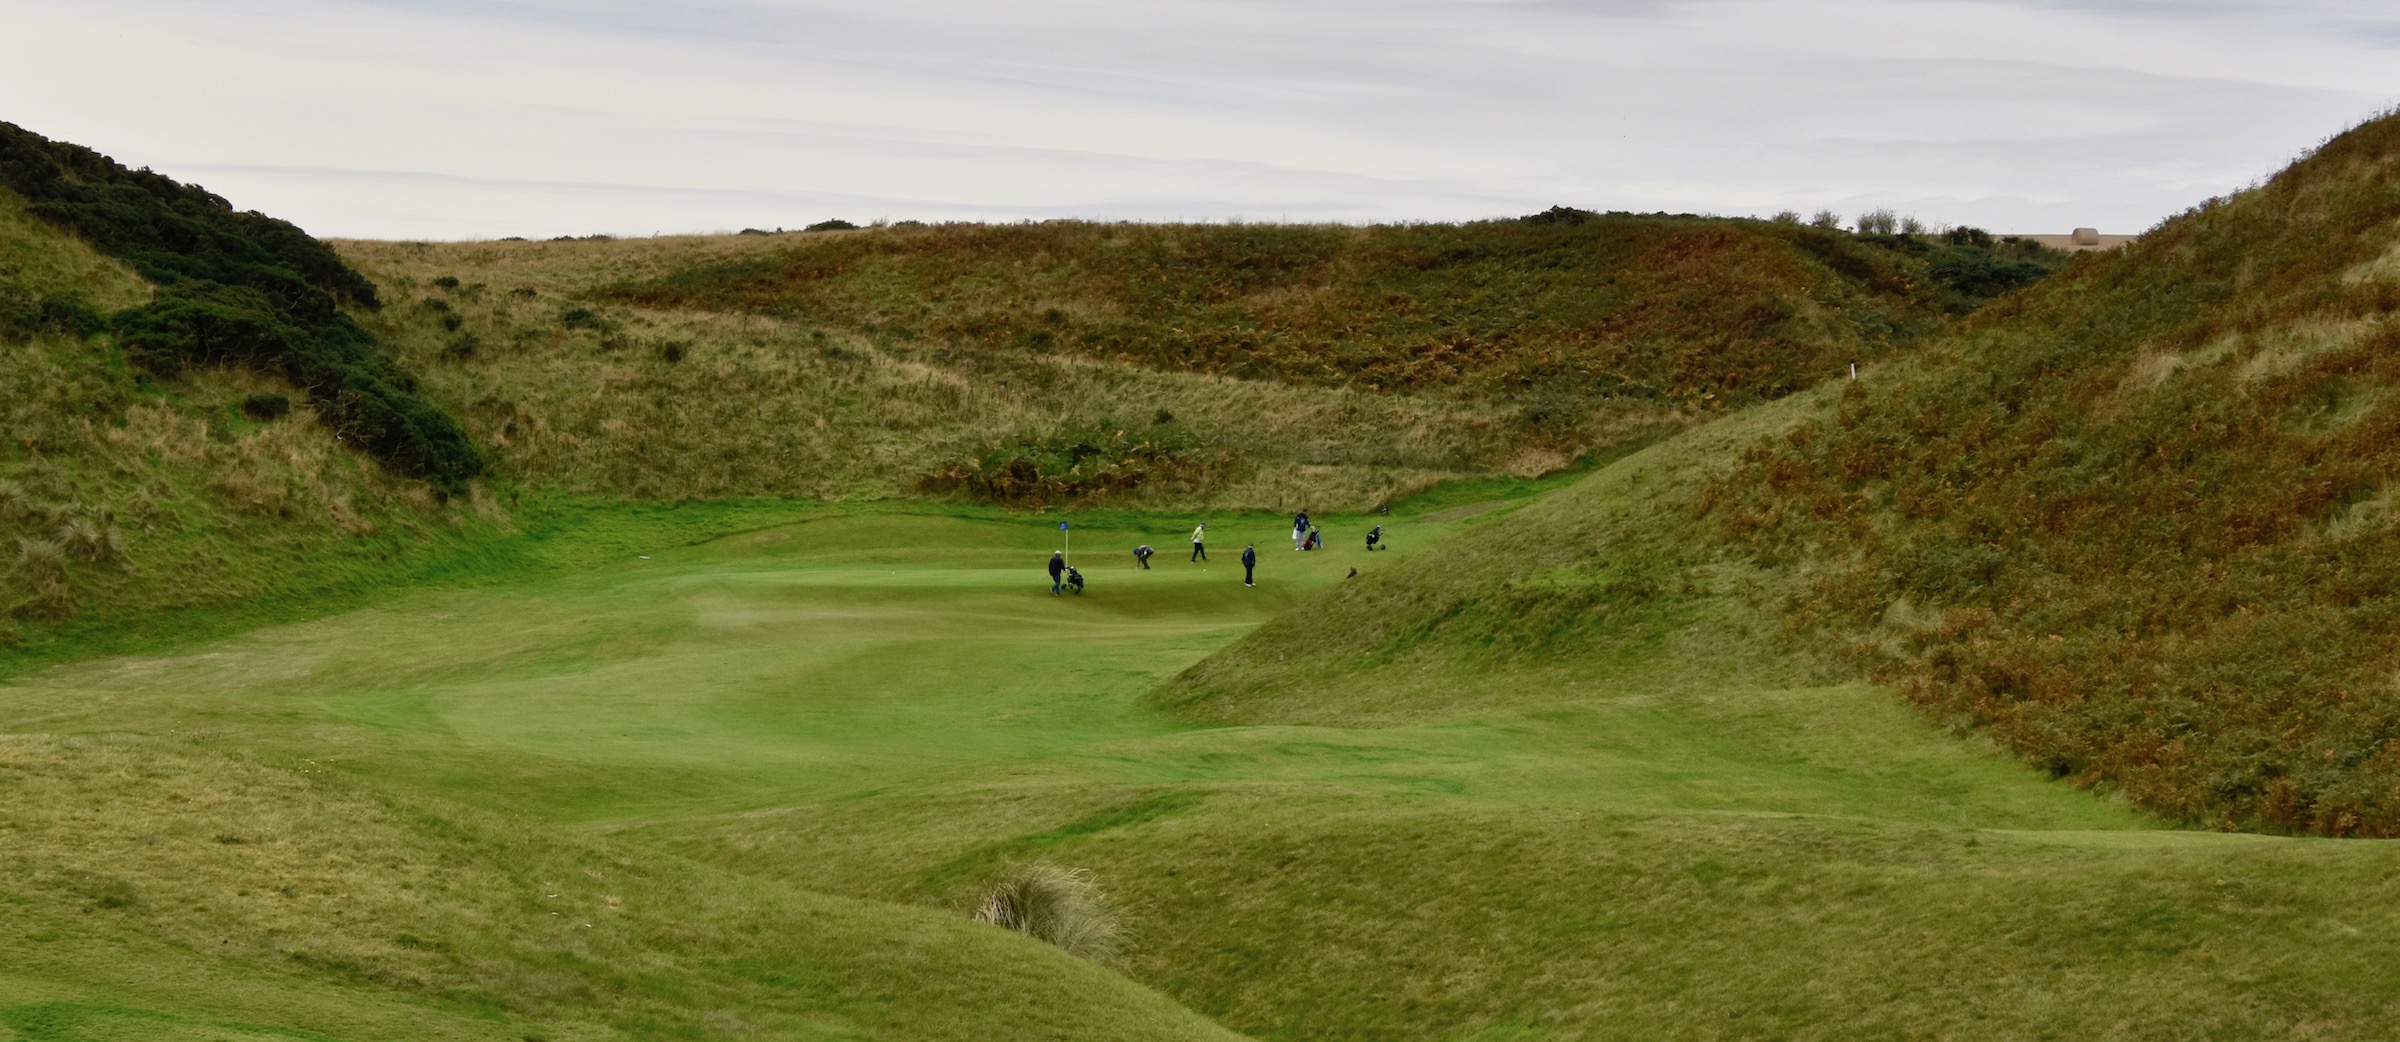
1704 110 2400 835
340 212 2029 510
1157 112 2400 838
338 238 1547 510
595 216 1944 405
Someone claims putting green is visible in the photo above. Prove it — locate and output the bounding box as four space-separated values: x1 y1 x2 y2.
2 508 1412 821
4 505 2144 832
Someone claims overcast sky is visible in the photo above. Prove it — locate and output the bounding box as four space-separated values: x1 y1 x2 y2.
4 0 2395 240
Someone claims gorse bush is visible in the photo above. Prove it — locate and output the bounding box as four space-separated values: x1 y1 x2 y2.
0 282 104 339
920 425 1244 507
1706 109 2400 835
0 121 480 487
110 283 477 484
241 393 291 421
973 863 1122 963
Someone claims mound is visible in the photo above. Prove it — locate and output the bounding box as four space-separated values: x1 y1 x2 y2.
1162 109 2400 837
0 733 1245 1041
1702 110 2400 835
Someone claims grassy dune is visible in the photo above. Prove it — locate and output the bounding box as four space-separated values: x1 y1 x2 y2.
1143 391 2400 1038
1704 109 2400 833
333 214 1982 510
0 191 487 653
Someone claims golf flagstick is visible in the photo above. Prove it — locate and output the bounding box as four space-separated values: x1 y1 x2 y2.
1059 520 1069 567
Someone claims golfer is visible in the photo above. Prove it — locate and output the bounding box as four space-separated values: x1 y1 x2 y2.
1292 511 1309 550
1190 523 1208 562
1242 543 1257 587
1048 550 1066 595
1133 544 1154 570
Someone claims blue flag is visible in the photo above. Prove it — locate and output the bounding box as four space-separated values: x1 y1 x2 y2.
1059 521 1069 530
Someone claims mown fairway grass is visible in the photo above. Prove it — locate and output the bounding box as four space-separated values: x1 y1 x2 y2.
12 463 2400 1040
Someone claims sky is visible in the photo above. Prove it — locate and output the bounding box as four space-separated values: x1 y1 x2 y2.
3 0 2396 240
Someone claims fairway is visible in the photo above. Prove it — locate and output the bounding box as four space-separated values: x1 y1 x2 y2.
2 501 2152 829
1 508 1382 820
11 493 2400 1040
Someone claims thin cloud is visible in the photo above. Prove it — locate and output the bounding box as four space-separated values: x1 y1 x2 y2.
0 0 2391 238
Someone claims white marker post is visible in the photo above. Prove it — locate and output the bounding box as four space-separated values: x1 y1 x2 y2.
1059 520 1070 567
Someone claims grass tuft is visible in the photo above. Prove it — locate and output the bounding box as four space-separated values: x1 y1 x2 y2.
974 862 1124 964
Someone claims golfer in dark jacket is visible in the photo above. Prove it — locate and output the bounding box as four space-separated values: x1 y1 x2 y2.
1133 544 1154 570
1241 544 1257 587
1049 551 1066 595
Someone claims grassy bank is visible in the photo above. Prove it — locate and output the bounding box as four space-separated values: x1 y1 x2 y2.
1703 109 2400 834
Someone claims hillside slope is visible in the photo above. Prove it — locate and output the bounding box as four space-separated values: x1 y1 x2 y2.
1163 110 2400 837
337 214 2054 509
0 183 476 653
1706 109 2400 835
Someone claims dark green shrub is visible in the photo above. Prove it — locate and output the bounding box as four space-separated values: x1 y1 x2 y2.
920 425 1243 506
1942 226 1996 249
804 219 859 232
431 275 461 290
112 282 482 484
0 283 103 339
1927 246 2051 307
240 393 291 420
1521 205 1598 226
0 120 481 486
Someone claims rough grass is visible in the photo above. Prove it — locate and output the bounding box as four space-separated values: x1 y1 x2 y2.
0 731 1245 1042
330 213 1962 510
593 218 1941 405
0 188 150 310
0 208 493 654
1703 108 2400 835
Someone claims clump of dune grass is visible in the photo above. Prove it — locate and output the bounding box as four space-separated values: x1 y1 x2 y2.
16 536 65 582
973 862 1122 963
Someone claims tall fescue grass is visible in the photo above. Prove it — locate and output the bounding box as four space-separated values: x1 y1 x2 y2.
0 305 464 646
974 863 1124 963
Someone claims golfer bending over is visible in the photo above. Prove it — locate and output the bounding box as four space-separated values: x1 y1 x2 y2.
1190 523 1208 562
1133 544 1154 570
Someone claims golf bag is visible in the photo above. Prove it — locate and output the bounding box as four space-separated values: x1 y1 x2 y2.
1367 525 1384 551
1066 566 1085 594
